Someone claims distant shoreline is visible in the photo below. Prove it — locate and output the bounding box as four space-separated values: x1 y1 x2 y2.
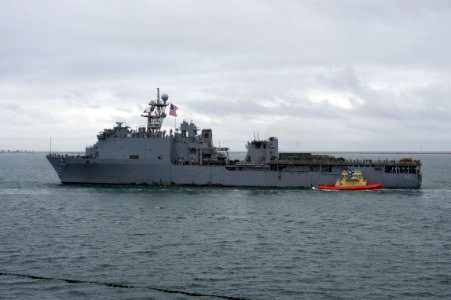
2 150 451 155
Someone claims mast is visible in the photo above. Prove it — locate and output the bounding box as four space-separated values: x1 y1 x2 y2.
141 88 169 132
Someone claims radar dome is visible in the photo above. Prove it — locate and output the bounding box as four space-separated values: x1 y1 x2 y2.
161 93 169 101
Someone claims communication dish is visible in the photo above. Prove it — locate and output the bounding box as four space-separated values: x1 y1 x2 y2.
161 94 169 101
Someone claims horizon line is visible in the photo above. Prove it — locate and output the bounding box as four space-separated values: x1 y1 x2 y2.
2 150 451 155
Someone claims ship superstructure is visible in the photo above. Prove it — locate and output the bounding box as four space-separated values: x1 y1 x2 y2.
47 90 422 188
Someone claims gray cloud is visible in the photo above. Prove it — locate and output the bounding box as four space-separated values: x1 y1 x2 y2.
1 0 451 151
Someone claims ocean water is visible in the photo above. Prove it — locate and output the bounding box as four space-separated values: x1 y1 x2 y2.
0 153 450 299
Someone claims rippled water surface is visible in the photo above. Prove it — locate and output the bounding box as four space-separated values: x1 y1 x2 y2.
1 153 450 299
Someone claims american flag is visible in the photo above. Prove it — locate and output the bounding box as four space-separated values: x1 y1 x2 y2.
169 103 178 117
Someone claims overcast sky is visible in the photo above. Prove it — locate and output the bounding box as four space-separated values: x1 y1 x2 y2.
1 0 451 152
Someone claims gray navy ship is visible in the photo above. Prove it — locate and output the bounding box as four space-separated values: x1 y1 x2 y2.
47 89 422 188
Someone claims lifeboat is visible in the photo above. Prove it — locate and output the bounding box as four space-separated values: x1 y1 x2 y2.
316 170 381 190
399 157 413 163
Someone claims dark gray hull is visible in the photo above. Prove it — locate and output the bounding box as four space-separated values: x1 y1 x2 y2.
47 155 421 188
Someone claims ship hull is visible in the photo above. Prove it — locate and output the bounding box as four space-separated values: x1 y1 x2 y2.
47 155 422 188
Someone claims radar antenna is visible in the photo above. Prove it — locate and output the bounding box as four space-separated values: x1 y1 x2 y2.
141 88 169 132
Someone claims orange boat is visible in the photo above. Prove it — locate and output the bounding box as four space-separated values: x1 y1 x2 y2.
316 170 381 190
